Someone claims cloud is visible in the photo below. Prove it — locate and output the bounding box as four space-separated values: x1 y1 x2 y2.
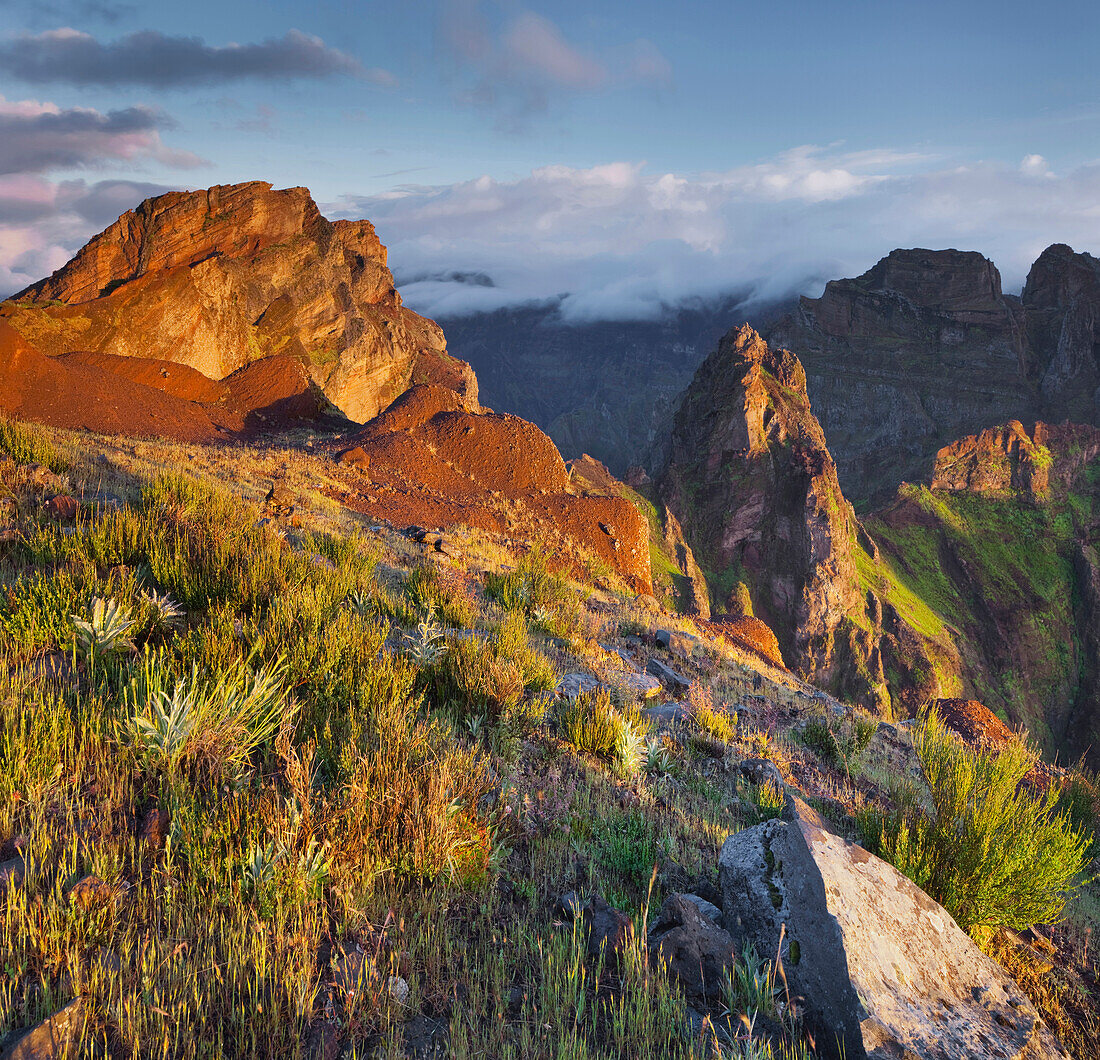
0 94 203 175
0 0 136 25
0 28 391 88
330 145 1100 322
439 1 670 126
0 177 174 293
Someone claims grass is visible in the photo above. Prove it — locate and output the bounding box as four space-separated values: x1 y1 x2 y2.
5 415 1094 1058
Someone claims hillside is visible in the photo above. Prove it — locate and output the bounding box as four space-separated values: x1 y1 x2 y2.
0 183 1097 1060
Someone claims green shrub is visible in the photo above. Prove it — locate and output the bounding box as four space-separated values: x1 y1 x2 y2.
0 415 67 470
595 807 667 892
431 635 524 721
485 544 572 614
125 657 294 781
801 713 877 775
868 709 1089 940
404 562 475 627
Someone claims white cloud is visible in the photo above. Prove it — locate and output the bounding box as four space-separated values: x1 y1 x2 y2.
329 145 1100 321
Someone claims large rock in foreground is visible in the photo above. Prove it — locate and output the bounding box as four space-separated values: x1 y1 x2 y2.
719 797 1067 1059
7 181 475 422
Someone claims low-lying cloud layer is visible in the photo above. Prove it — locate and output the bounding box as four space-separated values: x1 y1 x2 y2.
334 146 1100 321
0 28 387 88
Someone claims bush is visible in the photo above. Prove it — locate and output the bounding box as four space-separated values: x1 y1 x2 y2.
558 687 647 778
867 709 1089 940
405 562 475 627
0 414 67 470
689 682 737 744
801 713 877 775
335 686 497 886
431 635 525 721
485 544 572 614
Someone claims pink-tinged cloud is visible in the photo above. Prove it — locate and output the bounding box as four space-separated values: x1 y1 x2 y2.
0 94 204 175
439 1 672 126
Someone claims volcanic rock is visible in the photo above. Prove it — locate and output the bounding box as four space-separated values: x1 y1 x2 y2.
719 796 1069 1059
661 325 887 708
7 181 476 422
648 892 736 1000
334 385 652 593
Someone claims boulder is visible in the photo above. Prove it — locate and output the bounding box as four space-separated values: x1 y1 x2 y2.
581 896 635 963
648 893 736 999
3 998 85 1060
718 796 1069 1059
555 673 599 701
738 757 785 788
44 495 79 522
645 657 691 694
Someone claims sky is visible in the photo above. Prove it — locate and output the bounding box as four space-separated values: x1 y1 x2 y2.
2 0 1100 317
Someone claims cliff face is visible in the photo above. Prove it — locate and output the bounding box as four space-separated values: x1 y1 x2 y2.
660 324 888 707
437 295 792 474
768 249 1033 505
1022 243 1100 421
7 182 476 422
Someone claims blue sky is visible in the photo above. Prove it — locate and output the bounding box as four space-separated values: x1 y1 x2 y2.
2 0 1099 314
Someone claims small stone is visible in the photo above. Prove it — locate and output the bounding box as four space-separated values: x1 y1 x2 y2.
645 702 689 724
555 891 584 919
386 975 410 1005
139 807 170 848
555 673 599 701
646 657 691 694
44 495 79 522
69 874 116 909
615 670 663 700
582 896 635 963
0 527 23 546
310 554 336 572
655 628 698 657
0 857 25 892
739 757 784 788
681 894 723 925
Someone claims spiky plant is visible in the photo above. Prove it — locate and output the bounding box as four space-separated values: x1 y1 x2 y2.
403 605 447 666
127 680 198 775
141 588 186 633
72 596 135 659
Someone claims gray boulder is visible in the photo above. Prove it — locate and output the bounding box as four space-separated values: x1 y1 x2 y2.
719 796 1068 1059
555 673 599 701
646 657 691 693
648 893 736 1000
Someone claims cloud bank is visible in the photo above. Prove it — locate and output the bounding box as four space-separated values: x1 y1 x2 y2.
0 28 389 88
332 146 1100 321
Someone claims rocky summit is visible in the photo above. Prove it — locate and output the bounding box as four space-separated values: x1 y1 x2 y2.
769 244 1100 505
660 324 889 709
5 181 475 424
